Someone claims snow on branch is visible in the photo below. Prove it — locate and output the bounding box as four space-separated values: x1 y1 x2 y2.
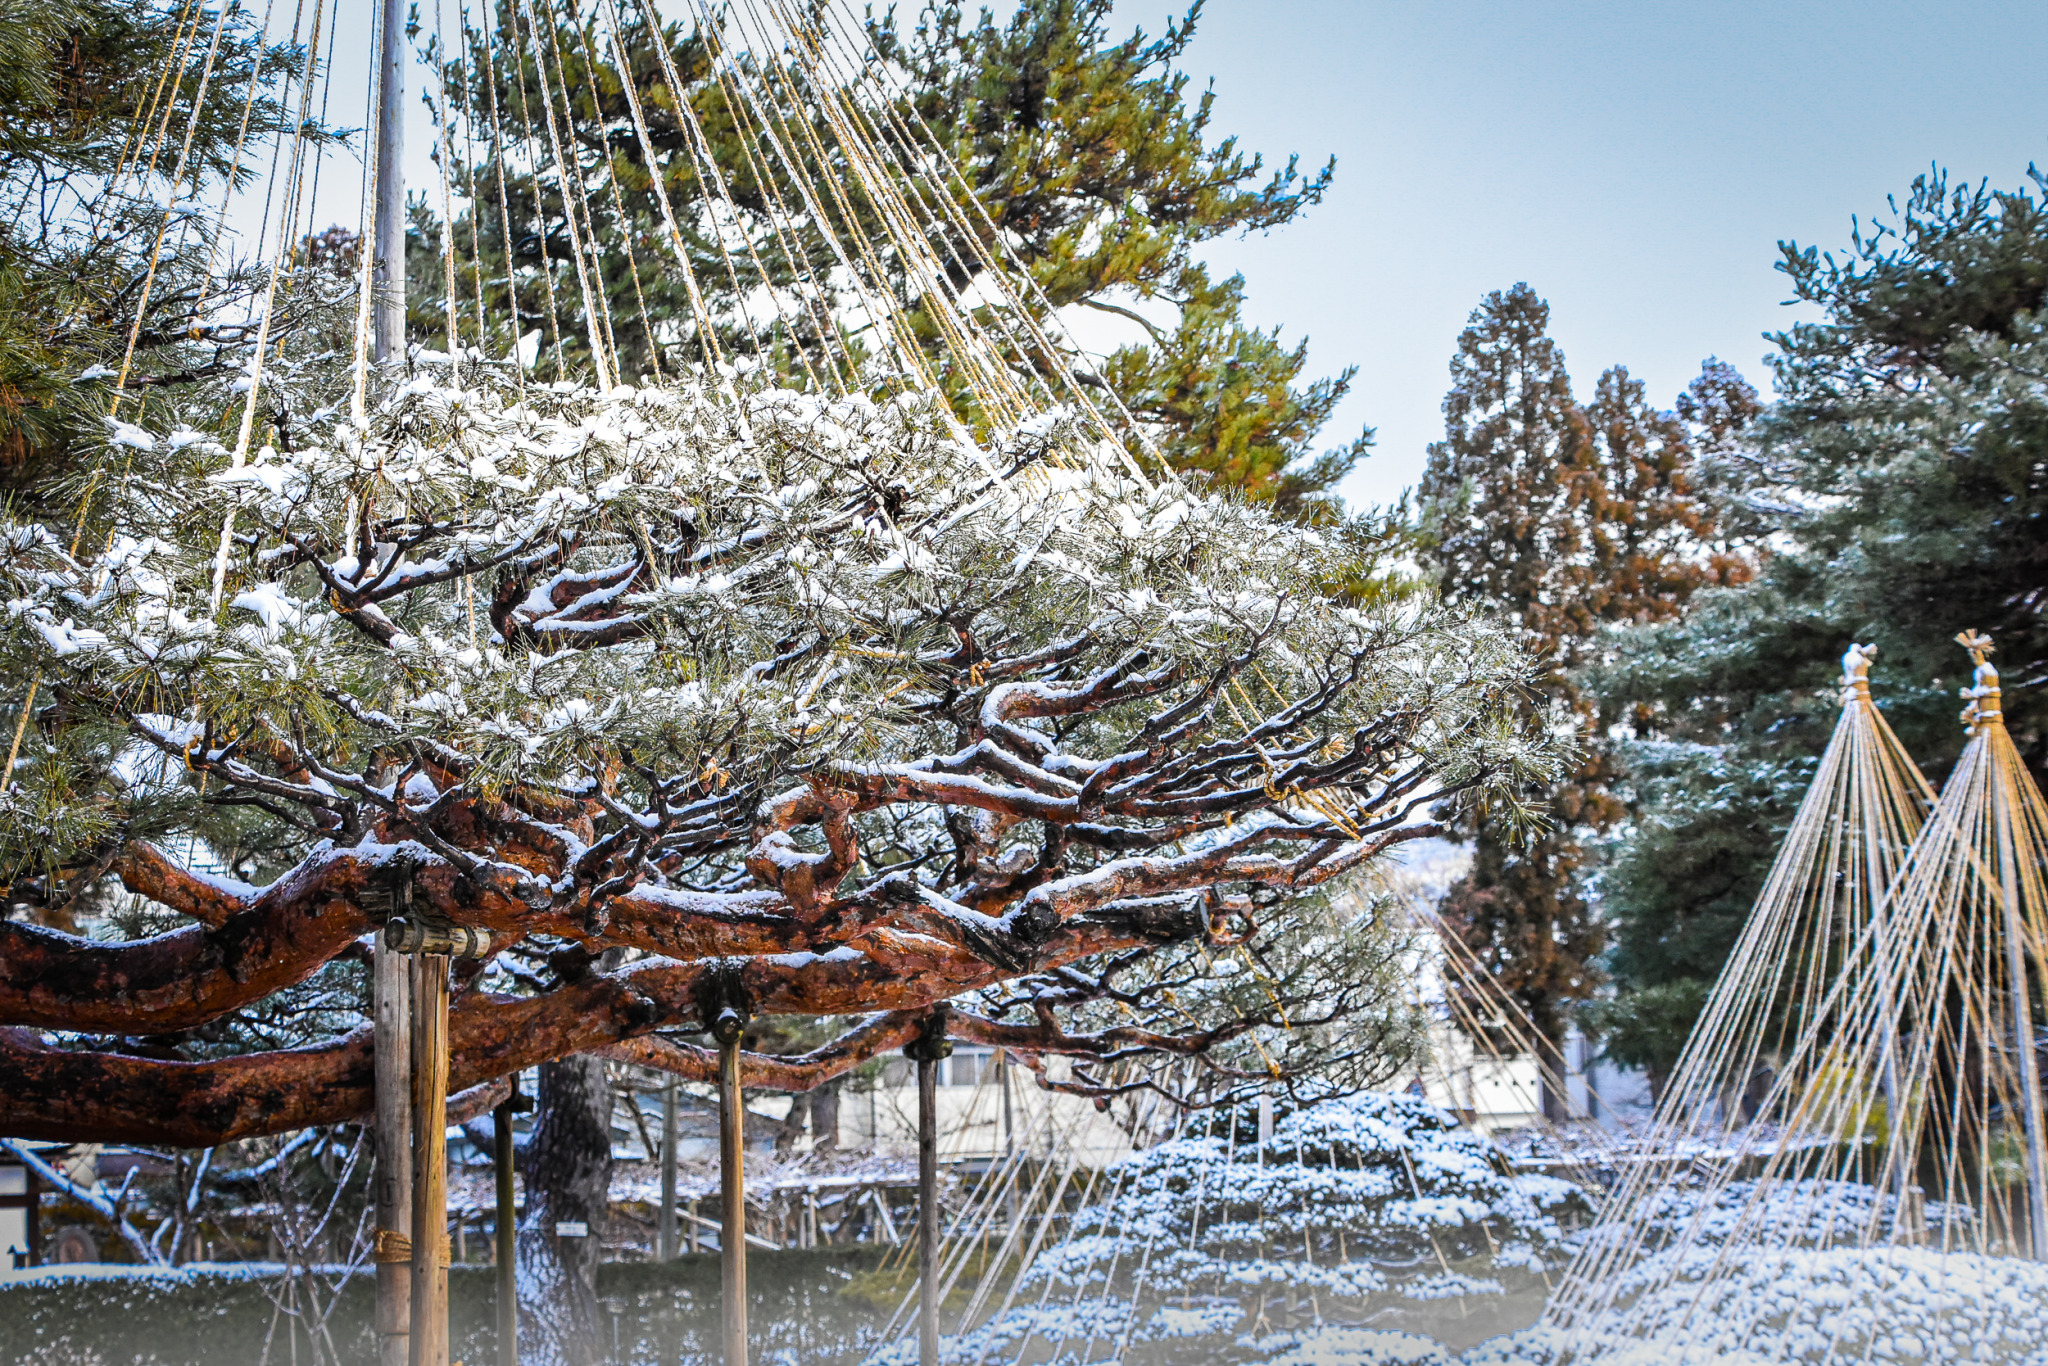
0 367 1551 1144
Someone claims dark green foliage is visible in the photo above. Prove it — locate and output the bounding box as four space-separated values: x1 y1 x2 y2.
1590 166 2048 1070
436 0 1369 514
877 0 1368 514
1577 978 1713 1091
1578 723 1817 1085
0 0 332 500
1760 167 2048 768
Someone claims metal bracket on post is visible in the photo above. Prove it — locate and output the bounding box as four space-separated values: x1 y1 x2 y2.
705 965 752 1366
385 916 493 959
904 1009 952 1366
366 862 494 962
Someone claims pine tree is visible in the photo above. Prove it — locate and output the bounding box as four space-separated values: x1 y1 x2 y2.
408 8 1378 1332
1590 168 2048 1077
430 0 1370 517
0 2 324 502
1416 285 1737 1104
0 356 1544 1163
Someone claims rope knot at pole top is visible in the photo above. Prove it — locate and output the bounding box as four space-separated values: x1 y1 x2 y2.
1956 628 2002 733
903 1004 952 1063
1839 641 1877 704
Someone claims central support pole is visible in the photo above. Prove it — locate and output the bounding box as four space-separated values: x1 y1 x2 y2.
1960 632 2048 1259
372 0 407 362
713 999 749 1366
493 1078 521 1366
660 1078 680 1261
918 1057 939 1366
907 1010 950 1366
719 1036 747 1366
373 947 413 1366
1997 776 2048 1259
410 953 452 1366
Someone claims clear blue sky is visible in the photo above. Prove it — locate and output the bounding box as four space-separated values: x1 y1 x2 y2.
1107 0 2048 511
301 1 2048 513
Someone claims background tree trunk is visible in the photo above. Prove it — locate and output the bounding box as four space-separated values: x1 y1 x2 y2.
516 1054 612 1366
774 1090 811 1154
810 1080 841 1152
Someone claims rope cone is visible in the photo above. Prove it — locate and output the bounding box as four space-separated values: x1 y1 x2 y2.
1544 644 1941 1358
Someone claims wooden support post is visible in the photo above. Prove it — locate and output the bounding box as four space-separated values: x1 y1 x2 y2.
999 1050 1019 1232
906 1010 949 1366
493 1082 519 1366
718 1031 747 1366
409 953 452 1366
660 1078 679 1260
373 947 413 1366
918 1055 939 1366
999 1049 1015 1158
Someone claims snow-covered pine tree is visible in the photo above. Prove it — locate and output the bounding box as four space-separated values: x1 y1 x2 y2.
0 357 1543 1144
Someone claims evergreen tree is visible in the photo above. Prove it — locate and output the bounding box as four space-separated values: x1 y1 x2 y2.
1590 168 2048 1079
429 0 1369 517
0 1 324 502
1416 285 1737 1103
410 6 1382 1336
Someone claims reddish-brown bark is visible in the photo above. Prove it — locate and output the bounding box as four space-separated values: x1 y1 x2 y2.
598 1011 923 1091
0 520 1504 1150
0 915 1163 1143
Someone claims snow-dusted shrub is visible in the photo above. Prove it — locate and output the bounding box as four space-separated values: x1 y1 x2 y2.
1254 1324 1457 1365
1477 1246 2048 1366
1578 1174 1925 1264
1042 1091 1580 1299
920 1092 1586 1364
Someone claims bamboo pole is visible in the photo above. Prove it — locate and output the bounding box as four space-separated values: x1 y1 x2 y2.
409 954 452 1366
1995 746 2048 1258
373 947 412 1366
369 0 409 1322
493 1085 518 1366
719 1031 747 1366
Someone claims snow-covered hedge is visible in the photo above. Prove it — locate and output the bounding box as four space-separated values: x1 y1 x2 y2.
1474 1246 2048 1366
889 1092 1587 1364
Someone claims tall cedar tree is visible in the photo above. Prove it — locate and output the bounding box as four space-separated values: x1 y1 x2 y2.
1590 168 2048 1082
1416 284 1742 1106
430 0 1370 520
